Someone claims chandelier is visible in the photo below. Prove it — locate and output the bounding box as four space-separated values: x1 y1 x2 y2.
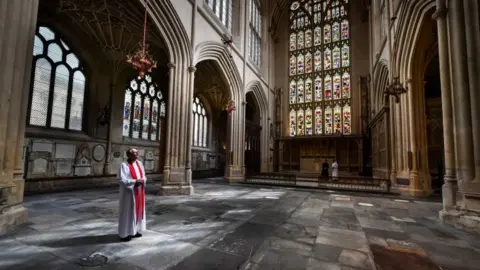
126 0 157 78
224 100 236 115
384 76 407 103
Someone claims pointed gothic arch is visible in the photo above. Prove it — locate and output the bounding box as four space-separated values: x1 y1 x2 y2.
246 80 269 172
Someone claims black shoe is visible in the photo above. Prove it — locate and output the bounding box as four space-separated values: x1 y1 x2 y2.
120 236 132 242
133 233 142 238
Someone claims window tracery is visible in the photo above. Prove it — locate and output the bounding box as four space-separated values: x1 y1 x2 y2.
205 0 233 31
123 74 166 140
289 0 352 136
29 26 86 131
249 0 262 66
192 97 208 148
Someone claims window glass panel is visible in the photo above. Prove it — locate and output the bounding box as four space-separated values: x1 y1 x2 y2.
192 97 209 147
50 65 69 129
47 43 63 63
69 71 85 130
29 58 51 127
123 89 132 137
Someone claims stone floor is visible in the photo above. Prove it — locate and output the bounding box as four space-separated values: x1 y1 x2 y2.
1 182 480 270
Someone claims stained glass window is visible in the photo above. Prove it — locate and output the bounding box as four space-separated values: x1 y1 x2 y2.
205 0 233 31
192 97 208 147
123 74 166 140
28 26 86 131
248 0 262 66
288 0 352 137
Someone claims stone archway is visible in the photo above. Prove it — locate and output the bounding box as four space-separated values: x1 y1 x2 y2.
193 41 244 182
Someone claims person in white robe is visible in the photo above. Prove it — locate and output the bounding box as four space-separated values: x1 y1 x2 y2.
118 148 147 241
332 159 339 180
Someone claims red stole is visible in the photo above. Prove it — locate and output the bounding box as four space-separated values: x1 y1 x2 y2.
128 161 145 223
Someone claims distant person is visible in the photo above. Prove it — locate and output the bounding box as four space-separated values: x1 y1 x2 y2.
321 159 329 179
332 159 339 180
118 148 146 242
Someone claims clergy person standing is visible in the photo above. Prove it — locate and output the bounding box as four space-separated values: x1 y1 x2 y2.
118 148 146 241
331 159 339 180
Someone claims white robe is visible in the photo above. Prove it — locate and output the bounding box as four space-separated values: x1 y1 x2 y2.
117 161 147 238
332 162 339 178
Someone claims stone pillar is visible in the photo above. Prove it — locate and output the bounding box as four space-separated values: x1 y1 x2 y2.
184 66 196 184
449 0 475 191
225 100 245 182
159 63 194 195
0 0 39 233
463 0 480 181
433 0 457 211
406 79 423 196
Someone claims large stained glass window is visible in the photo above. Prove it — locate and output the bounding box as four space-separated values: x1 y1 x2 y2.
123 74 166 140
28 26 86 131
205 0 233 31
289 0 351 136
192 97 208 147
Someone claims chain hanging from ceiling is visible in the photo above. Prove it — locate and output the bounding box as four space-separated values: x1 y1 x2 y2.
126 0 157 78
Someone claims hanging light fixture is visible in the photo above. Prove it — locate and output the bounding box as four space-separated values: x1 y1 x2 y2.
127 0 157 78
224 100 236 115
385 76 407 103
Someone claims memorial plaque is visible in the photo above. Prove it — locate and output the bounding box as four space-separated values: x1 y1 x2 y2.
33 158 48 173
92 144 106 162
146 151 154 160
74 166 91 176
113 152 121 158
138 149 145 157
56 160 72 175
144 160 154 171
209 156 217 169
55 144 76 159
32 141 53 152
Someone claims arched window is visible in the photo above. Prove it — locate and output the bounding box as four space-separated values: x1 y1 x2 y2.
248 0 262 66
288 0 351 136
28 26 86 131
192 97 208 147
205 0 233 30
123 74 166 140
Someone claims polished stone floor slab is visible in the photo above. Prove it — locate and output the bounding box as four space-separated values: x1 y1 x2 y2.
1 182 480 270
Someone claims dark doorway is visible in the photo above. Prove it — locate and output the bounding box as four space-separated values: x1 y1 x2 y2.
244 93 262 177
424 54 444 194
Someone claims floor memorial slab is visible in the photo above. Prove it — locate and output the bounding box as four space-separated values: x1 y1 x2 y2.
0 182 479 270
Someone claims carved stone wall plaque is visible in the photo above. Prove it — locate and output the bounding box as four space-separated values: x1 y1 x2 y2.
32 141 53 152
92 144 106 162
75 166 91 176
33 158 48 173
56 160 72 175
144 160 154 171
55 144 76 159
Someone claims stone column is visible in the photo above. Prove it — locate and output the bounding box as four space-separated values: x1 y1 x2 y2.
463 0 480 181
159 63 194 195
0 0 39 233
433 0 457 211
406 79 422 195
449 0 475 193
184 66 196 184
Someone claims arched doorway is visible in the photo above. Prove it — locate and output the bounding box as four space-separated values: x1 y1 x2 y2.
244 92 262 176
191 60 231 178
424 54 443 194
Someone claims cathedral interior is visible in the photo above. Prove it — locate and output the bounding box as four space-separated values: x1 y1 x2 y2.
1 0 480 269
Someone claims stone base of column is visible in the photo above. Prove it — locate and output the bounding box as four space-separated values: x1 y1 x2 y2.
158 185 194 196
439 208 480 234
393 186 429 197
0 204 28 234
225 166 244 183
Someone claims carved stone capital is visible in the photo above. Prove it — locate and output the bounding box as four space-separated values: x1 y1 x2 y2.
432 8 448 21
167 62 176 69
188 66 197 73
